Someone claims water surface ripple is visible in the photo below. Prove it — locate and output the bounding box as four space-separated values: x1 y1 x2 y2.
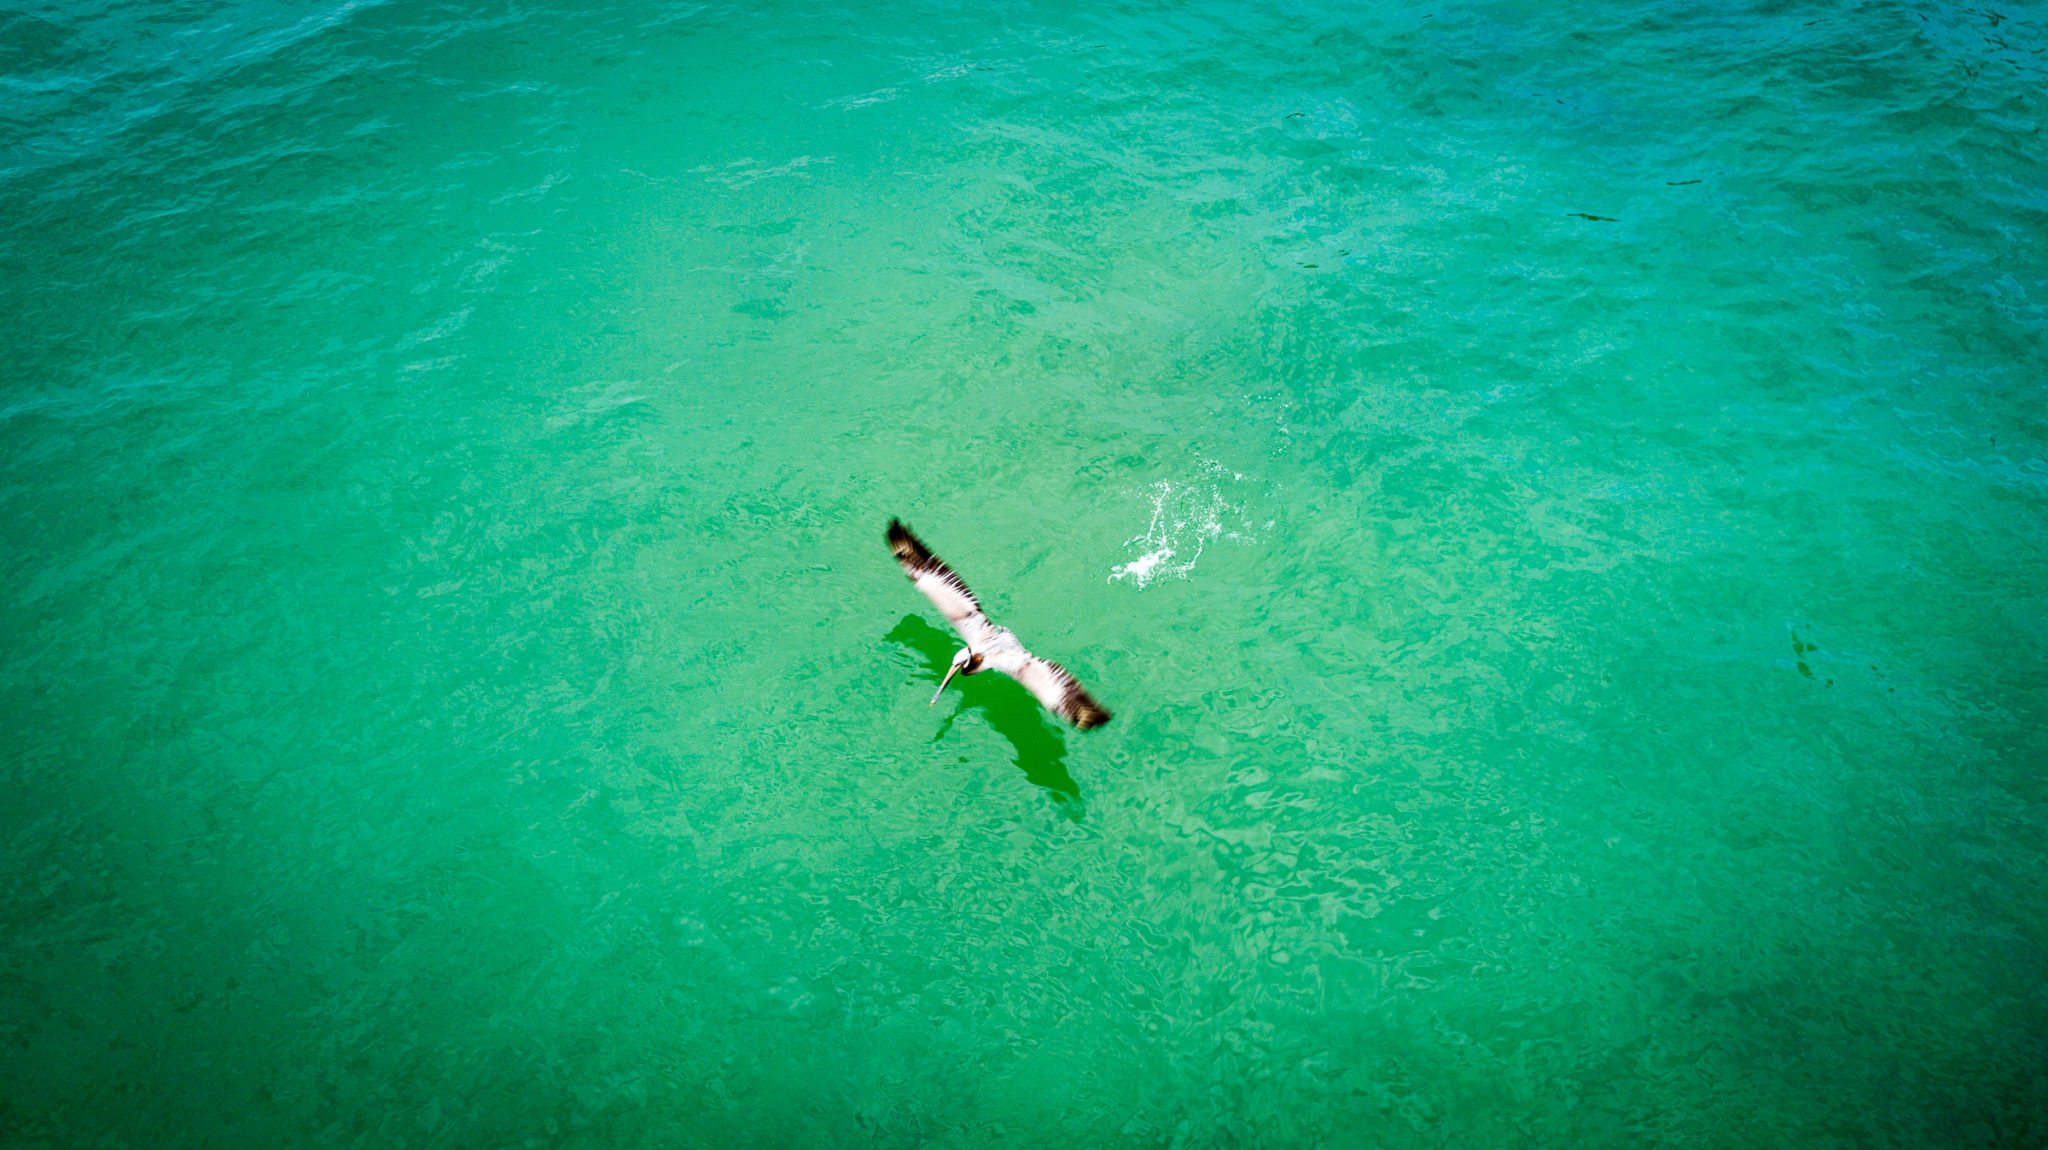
3 1 2044 1146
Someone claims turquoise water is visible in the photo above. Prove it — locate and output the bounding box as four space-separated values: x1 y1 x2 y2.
4 0 2045 1144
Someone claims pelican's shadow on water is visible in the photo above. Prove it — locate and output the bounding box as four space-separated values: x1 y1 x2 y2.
885 614 1085 818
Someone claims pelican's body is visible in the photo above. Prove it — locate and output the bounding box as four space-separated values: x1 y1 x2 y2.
887 519 1111 729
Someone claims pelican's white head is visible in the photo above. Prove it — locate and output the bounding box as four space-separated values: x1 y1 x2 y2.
930 648 984 704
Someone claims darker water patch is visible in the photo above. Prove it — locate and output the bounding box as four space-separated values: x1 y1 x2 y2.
1791 630 1820 679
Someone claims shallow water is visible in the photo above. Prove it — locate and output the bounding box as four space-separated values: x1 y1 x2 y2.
3 1 2045 1145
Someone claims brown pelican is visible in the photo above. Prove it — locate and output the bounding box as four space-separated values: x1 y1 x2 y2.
887 519 1112 730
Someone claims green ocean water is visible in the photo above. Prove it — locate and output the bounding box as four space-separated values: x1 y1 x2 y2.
4 0 2046 1145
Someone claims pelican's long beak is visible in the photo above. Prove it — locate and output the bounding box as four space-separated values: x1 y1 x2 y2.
930 662 962 705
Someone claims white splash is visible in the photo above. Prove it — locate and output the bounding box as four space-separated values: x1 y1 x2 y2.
1109 477 1231 588
1111 545 1176 585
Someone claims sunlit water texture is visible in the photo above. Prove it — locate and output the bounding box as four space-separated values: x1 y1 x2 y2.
3 0 2045 1146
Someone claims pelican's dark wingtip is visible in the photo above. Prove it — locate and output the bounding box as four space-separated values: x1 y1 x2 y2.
887 518 932 566
1041 661 1112 730
1070 700 1112 730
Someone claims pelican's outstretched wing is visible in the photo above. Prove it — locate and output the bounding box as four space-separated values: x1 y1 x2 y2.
990 649 1113 730
888 519 996 647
